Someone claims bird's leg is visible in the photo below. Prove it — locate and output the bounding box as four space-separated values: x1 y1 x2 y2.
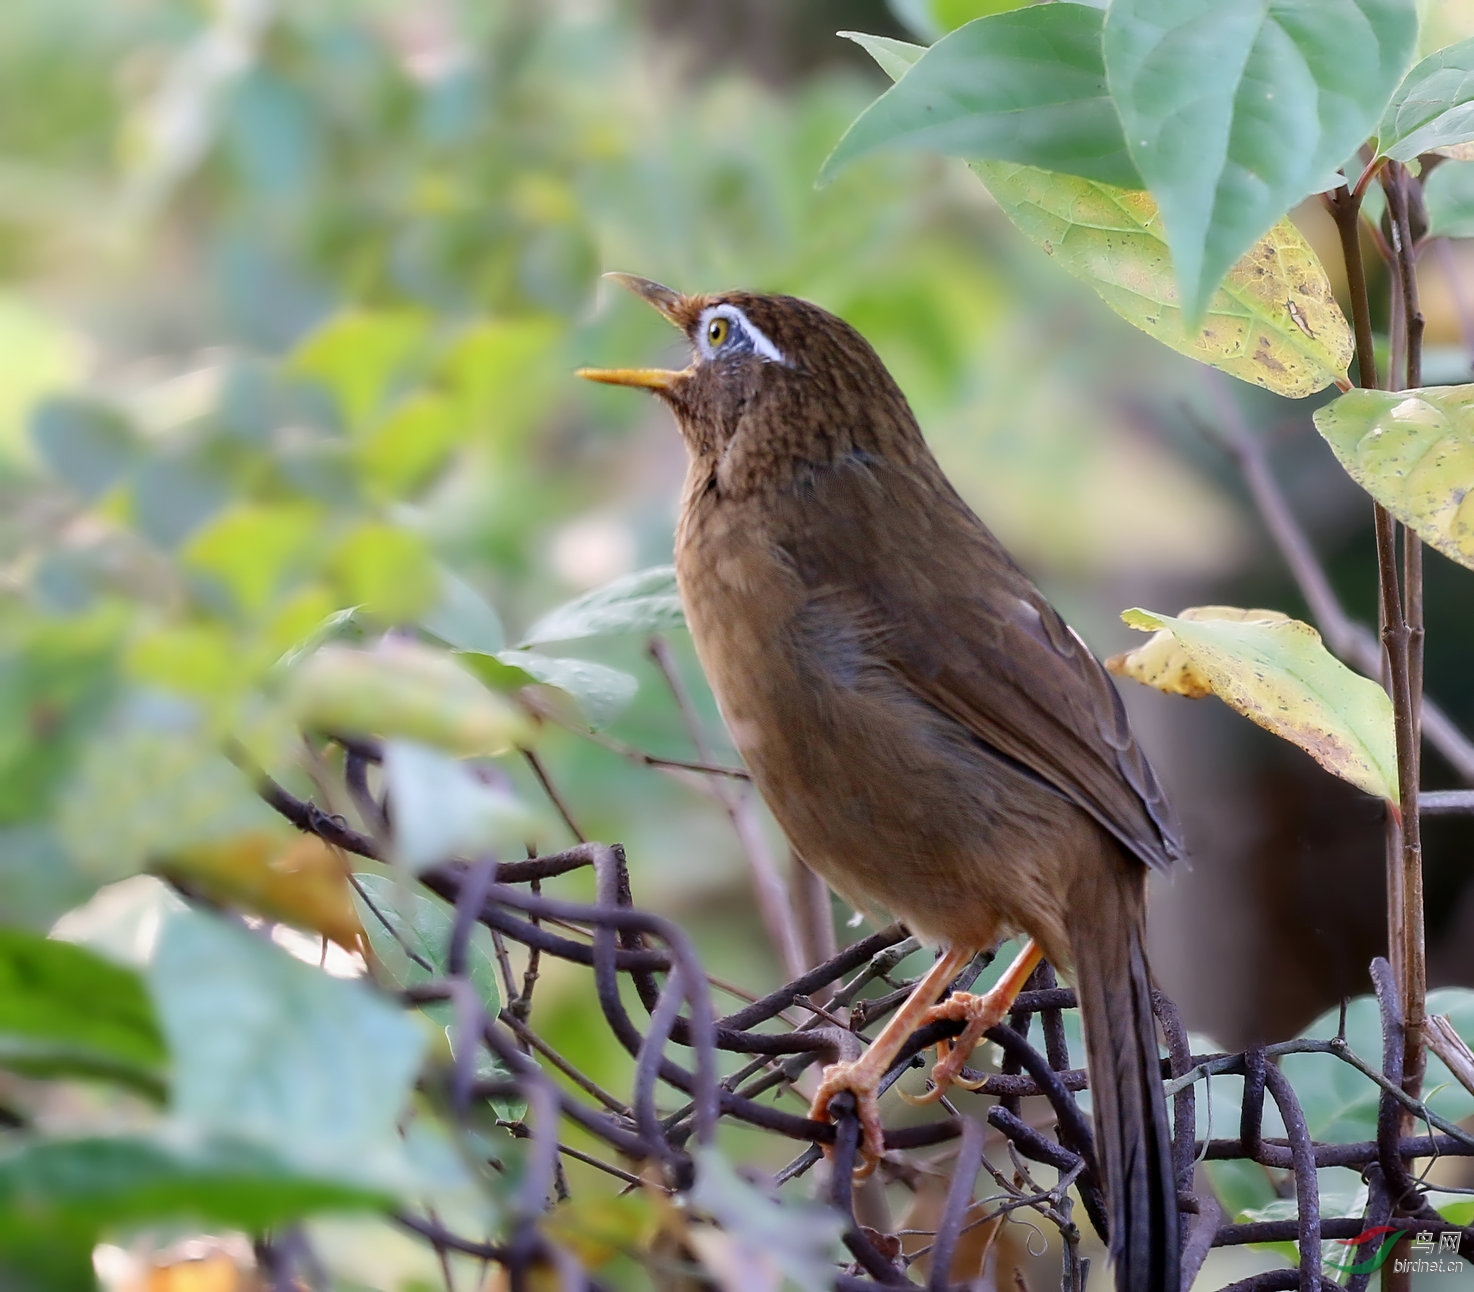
809 945 975 1167
903 939 1043 1105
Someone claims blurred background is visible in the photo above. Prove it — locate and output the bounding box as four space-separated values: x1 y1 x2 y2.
3 0 1474 1281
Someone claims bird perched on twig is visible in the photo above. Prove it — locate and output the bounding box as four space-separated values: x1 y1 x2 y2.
580 274 1183 1292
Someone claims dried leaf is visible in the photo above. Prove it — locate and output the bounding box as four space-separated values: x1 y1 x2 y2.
164 832 361 948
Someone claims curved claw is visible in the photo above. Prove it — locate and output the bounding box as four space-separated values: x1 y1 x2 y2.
897 1081 944 1107
810 1060 886 1175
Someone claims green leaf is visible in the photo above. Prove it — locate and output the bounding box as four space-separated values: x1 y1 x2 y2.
0 1133 389 1290
931 0 1034 31
0 825 101 932
30 397 140 501
382 740 546 872
847 19 1352 395
520 565 684 647
838 33 926 84
147 909 430 1185
1103 0 1418 322
440 317 564 453
1377 37 1474 160
183 501 322 615
1283 987 1474 1143
285 640 534 756
1312 384 1474 571
420 570 506 655
823 5 1142 189
328 522 437 623
0 927 165 1096
352 873 502 1020
357 391 462 496
1114 606 1398 801
495 649 638 729
291 310 429 432
971 161 1352 396
1424 158 1474 237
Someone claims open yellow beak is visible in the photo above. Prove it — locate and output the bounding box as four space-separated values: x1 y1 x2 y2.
576 273 695 392
575 365 684 391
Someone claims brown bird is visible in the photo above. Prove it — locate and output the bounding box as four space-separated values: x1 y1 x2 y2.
579 274 1182 1292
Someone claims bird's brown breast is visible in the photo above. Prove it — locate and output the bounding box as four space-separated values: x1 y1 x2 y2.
673 451 1109 962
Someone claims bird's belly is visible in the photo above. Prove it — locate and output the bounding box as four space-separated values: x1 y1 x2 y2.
677 544 1079 959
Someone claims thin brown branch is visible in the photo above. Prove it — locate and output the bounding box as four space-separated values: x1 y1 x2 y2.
647 635 807 980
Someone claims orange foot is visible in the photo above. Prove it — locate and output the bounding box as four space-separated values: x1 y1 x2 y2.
902 942 1044 1107
809 1059 886 1175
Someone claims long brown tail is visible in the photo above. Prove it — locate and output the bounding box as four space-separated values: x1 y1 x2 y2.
1067 851 1180 1292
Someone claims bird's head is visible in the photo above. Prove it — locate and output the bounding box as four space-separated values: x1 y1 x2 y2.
577 274 919 485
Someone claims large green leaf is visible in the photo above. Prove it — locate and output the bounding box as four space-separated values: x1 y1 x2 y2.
520 565 685 647
972 161 1352 396
1424 158 1474 237
845 31 1351 396
1103 0 1418 322
0 927 165 1096
147 909 430 1186
1112 606 1397 801
823 5 1141 189
1282 987 1474 1143
1312 384 1474 571
494 649 638 728
352 873 501 1017
0 1134 389 1292
420 570 506 655
1377 37 1474 160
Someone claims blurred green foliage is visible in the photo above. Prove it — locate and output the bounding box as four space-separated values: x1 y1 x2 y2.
13 0 1467 1286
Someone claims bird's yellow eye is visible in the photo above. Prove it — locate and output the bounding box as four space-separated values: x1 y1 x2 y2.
706 316 730 348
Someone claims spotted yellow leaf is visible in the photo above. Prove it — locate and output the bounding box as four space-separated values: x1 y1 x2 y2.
1113 606 1397 802
1106 606 1291 698
972 162 1353 398
1313 385 1474 572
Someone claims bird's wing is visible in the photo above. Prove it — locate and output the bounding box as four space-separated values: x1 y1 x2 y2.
778 454 1183 872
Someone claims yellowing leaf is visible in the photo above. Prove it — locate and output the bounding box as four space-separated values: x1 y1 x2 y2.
163 831 361 948
1106 606 1291 697
1115 606 1397 801
971 161 1352 398
1312 385 1474 571
285 641 534 756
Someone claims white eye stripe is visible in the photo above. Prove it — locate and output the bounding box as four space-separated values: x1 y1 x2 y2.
697 304 786 366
